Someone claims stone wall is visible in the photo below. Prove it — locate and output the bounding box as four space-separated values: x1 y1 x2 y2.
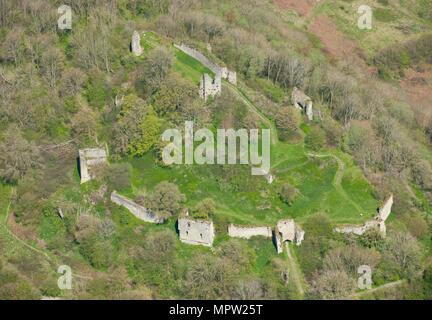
175 43 220 74
378 194 393 222
335 219 385 236
334 194 393 236
110 191 164 224
79 148 107 184
228 224 272 239
178 216 215 247
174 43 237 85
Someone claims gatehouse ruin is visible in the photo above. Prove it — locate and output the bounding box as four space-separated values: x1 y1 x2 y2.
274 219 305 254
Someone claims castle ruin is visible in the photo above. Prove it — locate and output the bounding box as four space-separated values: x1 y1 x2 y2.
292 87 313 121
178 212 215 247
334 194 393 236
110 191 165 224
78 148 107 184
131 31 143 56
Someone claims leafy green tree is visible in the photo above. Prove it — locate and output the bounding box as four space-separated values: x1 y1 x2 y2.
147 181 185 218
153 74 197 118
129 108 161 156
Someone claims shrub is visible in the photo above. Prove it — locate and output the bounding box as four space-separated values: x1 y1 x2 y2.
279 183 299 205
146 181 186 218
105 163 132 192
192 198 216 218
305 126 326 151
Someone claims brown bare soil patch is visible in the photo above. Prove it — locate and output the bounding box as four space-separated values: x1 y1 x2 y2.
309 15 358 60
400 66 432 128
308 15 377 76
274 0 317 16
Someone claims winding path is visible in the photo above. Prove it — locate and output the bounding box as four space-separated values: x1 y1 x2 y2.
285 242 306 299
0 187 93 281
307 152 364 215
346 279 407 299
223 81 279 145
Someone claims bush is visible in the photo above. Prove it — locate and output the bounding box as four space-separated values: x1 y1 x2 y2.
305 126 326 151
400 212 429 239
192 198 216 219
275 107 301 142
80 237 115 270
146 181 186 218
309 269 356 299
279 183 299 205
105 163 132 192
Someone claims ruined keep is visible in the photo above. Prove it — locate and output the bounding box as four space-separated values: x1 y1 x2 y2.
292 87 313 121
78 148 107 184
178 212 215 247
131 31 143 56
274 219 305 254
110 191 165 224
335 194 393 236
228 224 273 239
199 72 221 101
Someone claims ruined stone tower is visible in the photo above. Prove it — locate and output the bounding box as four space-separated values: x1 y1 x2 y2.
131 31 143 56
199 72 221 101
292 87 313 121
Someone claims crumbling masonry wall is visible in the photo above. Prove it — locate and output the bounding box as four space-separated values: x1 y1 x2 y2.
228 224 272 239
131 31 143 56
79 148 107 184
292 87 313 121
110 191 164 224
334 194 393 236
174 43 237 85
